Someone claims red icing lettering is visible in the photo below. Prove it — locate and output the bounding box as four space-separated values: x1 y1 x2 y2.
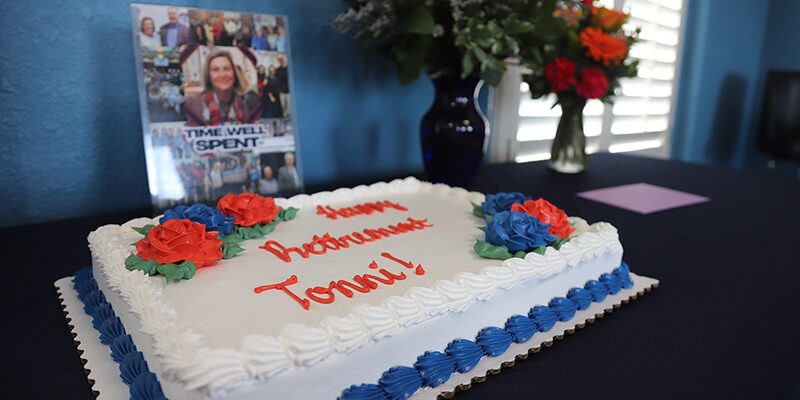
305 286 335 304
254 253 424 310
381 252 414 269
303 235 327 255
260 240 308 262
352 231 374 243
382 251 426 276
353 274 379 289
335 278 372 294
378 268 407 281
320 233 341 251
316 200 409 220
253 275 310 310
260 218 433 262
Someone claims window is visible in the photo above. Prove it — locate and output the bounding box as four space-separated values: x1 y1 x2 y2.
487 0 686 163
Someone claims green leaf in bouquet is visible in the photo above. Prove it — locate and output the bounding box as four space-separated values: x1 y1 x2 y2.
473 46 490 64
461 52 476 78
403 4 435 35
395 37 429 85
474 241 513 260
480 65 503 87
504 37 520 55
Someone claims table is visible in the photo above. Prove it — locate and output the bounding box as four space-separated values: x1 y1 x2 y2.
3 153 799 399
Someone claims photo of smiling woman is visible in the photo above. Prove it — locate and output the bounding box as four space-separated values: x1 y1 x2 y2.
139 17 161 47
183 50 251 126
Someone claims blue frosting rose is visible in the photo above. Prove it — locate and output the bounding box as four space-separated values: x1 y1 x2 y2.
160 204 236 236
481 192 530 216
484 210 558 252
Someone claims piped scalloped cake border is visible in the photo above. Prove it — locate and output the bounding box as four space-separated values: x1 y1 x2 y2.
435 277 660 400
88 177 624 396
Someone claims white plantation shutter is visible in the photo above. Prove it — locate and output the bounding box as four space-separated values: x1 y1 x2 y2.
490 0 686 163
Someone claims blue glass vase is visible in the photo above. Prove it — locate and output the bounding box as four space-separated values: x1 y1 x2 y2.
420 76 488 187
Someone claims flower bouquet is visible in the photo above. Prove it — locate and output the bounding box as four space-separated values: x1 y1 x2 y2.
521 0 639 173
332 0 563 85
332 0 564 186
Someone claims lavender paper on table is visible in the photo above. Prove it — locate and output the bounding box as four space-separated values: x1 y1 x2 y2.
577 183 709 214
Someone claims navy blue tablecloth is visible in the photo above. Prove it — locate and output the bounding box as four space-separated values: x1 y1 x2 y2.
3 153 799 399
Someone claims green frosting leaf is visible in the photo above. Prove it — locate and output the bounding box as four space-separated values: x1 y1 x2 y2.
236 225 261 240
531 246 547 255
157 260 196 283
513 251 527 258
280 207 299 221
124 254 157 276
220 232 245 244
125 254 144 267
222 242 244 259
256 222 279 236
474 241 513 260
551 236 570 250
132 224 156 236
471 202 486 219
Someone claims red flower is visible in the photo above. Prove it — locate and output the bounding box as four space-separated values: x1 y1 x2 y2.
582 0 594 5
217 193 280 227
136 219 223 268
511 199 575 239
545 58 577 93
575 66 609 99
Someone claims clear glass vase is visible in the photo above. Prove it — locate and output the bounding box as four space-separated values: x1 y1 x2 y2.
548 96 587 173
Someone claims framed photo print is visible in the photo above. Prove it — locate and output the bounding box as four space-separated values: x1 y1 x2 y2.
131 4 302 210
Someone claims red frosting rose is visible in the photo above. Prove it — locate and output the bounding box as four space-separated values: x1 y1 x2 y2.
575 66 609 99
545 57 577 93
217 193 280 227
511 199 575 239
136 219 223 268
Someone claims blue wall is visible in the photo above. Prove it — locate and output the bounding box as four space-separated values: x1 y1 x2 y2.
0 1 434 227
671 0 770 168
672 0 800 176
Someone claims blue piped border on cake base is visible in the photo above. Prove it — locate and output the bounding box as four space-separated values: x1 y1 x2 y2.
72 267 168 400
338 262 636 400
68 263 640 400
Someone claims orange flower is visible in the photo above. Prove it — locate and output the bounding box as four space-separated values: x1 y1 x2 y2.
580 27 628 65
591 6 627 30
554 7 582 26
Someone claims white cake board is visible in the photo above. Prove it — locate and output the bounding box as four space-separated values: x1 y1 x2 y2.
55 273 659 400
55 276 130 400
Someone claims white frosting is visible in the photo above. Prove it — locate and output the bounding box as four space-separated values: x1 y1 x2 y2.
89 177 623 397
